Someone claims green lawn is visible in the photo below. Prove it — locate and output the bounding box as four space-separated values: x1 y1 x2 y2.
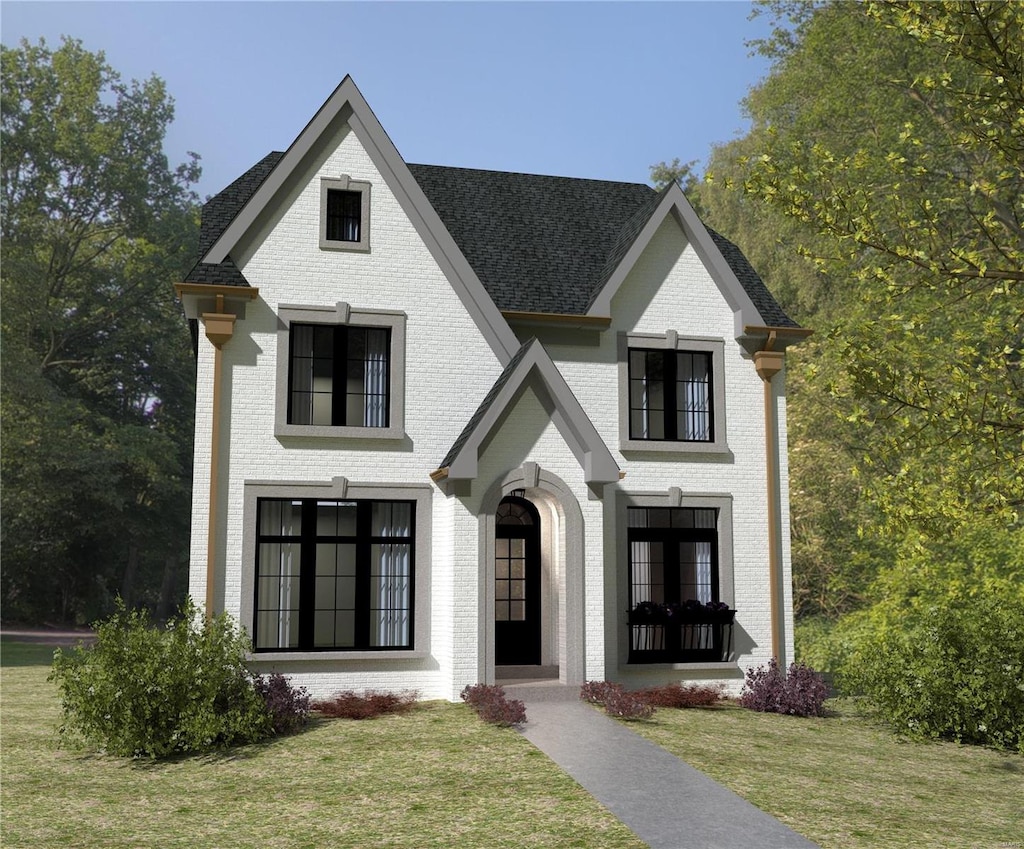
4 641 1022 849
622 700 1024 849
1 652 643 849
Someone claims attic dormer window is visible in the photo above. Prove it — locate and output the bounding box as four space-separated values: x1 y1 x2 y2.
320 176 371 252
326 190 361 242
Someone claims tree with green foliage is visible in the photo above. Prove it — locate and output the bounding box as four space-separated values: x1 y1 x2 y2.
1 37 200 623
681 3 1023 745
744 0 1023 533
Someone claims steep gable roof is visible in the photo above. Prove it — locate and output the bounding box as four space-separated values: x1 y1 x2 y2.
188 76 521 363
184 78 799 335
184 151 284 286
435 338 619 488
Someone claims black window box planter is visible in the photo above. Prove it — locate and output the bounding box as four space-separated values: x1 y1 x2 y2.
627 609 735 664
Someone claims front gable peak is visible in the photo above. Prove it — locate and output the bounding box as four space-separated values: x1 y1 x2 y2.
193 76 521 363
434 339 619 490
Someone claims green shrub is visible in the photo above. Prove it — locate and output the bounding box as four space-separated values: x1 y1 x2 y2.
50 599 271 758
844 592 1024 752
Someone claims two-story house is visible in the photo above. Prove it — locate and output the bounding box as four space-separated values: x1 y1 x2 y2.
176 77 810 701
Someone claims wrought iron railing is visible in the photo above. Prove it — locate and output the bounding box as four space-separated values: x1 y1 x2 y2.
627 607 735 663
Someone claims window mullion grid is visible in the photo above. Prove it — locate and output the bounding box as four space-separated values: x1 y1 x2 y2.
332 326 346 427
298 501 317 649
354 501 372 650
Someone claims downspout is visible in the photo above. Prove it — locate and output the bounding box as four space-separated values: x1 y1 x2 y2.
754 332 786 663
200 295 237 618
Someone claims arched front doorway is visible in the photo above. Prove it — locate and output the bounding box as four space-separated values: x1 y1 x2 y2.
494 495 542 666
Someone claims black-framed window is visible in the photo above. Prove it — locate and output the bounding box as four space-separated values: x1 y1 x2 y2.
325 189 362 243
254 498 414 651
628 349 713 441
627 507 718 609
288 324 390 427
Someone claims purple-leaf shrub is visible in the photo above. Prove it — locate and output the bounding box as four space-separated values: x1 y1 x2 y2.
313 689 418 720
739 658 829 717
460 684 526 727
254 672 311 734
579 680 623 705
639 682 724 709
602 687 654 721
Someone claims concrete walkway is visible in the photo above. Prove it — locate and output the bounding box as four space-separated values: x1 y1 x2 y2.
504 682 819 849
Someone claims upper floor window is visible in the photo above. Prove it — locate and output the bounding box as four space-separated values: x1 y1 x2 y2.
319 176 370 252
618 333 728 454
275 304 406 440
325 190 362 243
289 324 390 428
629 349 712 441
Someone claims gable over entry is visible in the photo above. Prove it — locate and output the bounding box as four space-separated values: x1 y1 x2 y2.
431 338 620 494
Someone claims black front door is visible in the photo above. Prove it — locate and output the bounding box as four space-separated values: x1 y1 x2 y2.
494 496 541 666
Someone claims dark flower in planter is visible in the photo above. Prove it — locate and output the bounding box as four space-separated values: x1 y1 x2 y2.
631 600 665 622
630 600 735 624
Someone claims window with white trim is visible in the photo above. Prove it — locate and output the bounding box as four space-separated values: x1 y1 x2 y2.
254 498 414 651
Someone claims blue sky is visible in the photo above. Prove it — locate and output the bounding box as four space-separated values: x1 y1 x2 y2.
3 2 775 200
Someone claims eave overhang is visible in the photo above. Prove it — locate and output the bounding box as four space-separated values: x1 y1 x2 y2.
174 282 260 321
501 310 612 330
739 324 815 356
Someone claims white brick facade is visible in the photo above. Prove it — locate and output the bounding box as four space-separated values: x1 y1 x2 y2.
185 83 800 701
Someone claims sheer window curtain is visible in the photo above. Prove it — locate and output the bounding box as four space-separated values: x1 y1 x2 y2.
630 539 652 652
257 501 301 649
694 540 713 648
679 354 710 440
372 504 411 646
363 330 388 427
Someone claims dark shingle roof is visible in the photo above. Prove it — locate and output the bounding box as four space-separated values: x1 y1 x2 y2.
186 153 797 328
184 151 285 286
707 228 796 328
408 164 654 315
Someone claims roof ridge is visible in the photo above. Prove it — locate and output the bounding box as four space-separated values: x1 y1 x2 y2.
409 162 652 190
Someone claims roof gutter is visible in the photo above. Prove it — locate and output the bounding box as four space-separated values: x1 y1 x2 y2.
501 310 612 330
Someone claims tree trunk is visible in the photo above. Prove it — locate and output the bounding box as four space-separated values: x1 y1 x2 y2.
156 554 178 623
121 544 139 608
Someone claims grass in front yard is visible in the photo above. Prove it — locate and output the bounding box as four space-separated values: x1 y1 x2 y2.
0 638 61 668
625 700 1023 849
1 656 645 849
